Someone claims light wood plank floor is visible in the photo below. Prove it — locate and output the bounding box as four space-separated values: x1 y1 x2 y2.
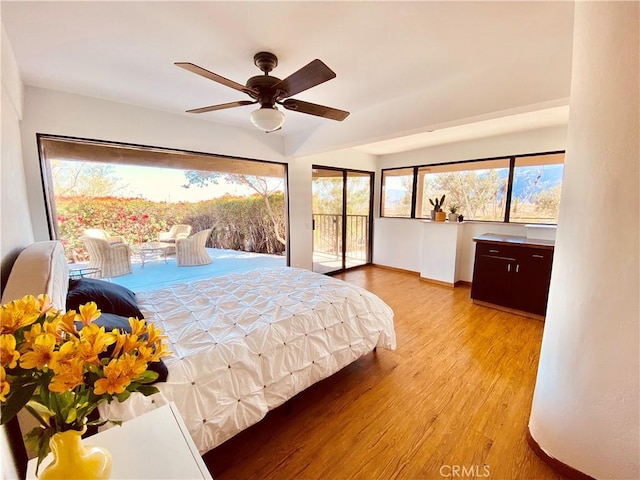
203 266 565 480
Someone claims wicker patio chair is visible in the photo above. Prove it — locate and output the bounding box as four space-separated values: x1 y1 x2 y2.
158 224 192 243
83 228 126 245
81 236 132 278
176 229 212 266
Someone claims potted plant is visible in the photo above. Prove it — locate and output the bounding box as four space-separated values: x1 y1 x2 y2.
0 294 170 477
448 204 459 222
429 195 446 222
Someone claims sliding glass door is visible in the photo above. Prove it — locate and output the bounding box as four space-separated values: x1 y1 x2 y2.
312 167 373 274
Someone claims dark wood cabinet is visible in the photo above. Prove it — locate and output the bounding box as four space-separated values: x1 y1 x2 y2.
471 234 554 318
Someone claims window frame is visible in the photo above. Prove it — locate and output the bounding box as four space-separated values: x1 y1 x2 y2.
379 150 565 225
36 133 291 265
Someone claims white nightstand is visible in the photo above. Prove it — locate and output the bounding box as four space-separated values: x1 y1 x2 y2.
26 403 213 479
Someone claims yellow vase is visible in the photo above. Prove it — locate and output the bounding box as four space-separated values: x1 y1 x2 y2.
39 428 112 480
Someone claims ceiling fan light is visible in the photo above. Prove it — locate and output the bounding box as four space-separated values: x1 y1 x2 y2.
250 106 285 132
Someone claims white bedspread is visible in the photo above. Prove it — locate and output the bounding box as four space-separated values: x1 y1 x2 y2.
99 267 395 453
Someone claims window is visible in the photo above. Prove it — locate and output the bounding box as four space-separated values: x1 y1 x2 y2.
380 151 565 224
381 168 414 217
38 135 289 264
417 159 510 221
509 153 564 224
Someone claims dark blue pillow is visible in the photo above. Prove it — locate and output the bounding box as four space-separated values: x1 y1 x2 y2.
67 278 143 319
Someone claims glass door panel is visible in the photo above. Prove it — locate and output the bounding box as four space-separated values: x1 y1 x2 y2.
312 168 344 274
345 171 371 269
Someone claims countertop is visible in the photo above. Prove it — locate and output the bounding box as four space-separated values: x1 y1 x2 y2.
473 233 555 249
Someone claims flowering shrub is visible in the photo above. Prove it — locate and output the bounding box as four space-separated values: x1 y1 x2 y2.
0 294 170 468
56 194 285 262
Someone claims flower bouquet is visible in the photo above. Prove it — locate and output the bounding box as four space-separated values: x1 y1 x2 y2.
0 294 170 475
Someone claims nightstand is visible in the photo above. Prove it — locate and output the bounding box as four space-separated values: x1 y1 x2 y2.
26 403 213 479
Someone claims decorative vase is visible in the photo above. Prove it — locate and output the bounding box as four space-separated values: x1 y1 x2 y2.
448 213 458 222
435 211 446 222
39 428 112 480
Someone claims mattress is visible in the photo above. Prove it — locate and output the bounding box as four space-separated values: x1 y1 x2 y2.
99 267 396 453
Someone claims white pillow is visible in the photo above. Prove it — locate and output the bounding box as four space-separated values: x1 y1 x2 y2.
1 241 69 310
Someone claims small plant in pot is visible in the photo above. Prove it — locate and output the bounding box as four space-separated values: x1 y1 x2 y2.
448 204 459 222
429 195 447 222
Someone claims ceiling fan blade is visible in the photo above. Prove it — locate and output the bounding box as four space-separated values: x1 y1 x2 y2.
281 99 349 121
273 59 336 98
186 100 256 114
175 62 258 95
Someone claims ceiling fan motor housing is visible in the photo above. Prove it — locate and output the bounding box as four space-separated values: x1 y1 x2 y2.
246 74 286 107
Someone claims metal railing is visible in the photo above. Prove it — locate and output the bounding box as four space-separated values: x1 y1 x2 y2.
312 214 369 261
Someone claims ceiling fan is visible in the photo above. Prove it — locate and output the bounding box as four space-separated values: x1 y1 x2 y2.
175 52 349 132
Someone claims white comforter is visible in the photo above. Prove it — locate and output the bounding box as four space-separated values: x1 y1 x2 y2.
99 267 395 454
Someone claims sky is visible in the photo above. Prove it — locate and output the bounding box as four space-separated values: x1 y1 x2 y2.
111 164 257 202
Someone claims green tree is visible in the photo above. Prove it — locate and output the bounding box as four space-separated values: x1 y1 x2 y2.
183 171 286 246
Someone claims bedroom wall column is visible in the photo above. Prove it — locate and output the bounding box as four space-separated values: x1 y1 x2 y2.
528 2 639 479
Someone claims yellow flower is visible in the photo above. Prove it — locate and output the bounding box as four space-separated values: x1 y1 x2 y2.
128 318 147 337
49 358 84 393
118 353 147 379
19 334 58 370
0 335 20 368
94 359 131 395
36 295 55 315
58 311 79 336
56 339 80 366
78 324 115 364
0 296 41 335
0 366 9 402
76 302 101 326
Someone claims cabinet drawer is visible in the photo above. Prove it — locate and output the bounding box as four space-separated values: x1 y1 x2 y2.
475 242 520 259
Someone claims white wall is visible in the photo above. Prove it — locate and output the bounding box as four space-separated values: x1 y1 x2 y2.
529 2 639 478
19 87 377 271
0 22 29 480
372 126 566 276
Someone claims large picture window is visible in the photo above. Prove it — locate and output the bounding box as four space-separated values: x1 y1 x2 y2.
381 151 565 224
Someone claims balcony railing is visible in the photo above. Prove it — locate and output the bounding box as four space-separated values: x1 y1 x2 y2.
312 214 369 261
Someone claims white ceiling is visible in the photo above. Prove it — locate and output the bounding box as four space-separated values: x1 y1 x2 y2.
1 1 575 156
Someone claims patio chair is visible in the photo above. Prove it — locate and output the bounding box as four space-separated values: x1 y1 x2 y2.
83 228 126 245
176 229 212 266
81 236 132 278
158 224 192 243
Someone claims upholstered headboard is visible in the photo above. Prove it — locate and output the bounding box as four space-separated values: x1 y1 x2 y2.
1 241 69 310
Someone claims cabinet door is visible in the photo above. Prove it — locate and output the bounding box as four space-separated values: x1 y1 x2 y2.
471 253 515 307
512 249 554 316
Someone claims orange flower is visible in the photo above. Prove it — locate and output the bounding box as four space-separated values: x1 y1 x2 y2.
0 366 9 402
19 334 59 370
94 359 131 395
0 296 41 335
0 335 20 368
56 339 80 366
49 358 84 393
76 302 100 326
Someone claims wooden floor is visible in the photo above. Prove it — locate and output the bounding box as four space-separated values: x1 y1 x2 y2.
203 266 565 480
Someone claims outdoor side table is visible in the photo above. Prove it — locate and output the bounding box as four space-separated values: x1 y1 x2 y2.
133 242 172 268
69 267 101 279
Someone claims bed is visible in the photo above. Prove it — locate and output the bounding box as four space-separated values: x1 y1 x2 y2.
2 241 396 455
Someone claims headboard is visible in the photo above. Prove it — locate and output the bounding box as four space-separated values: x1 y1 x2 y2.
0 241 69 310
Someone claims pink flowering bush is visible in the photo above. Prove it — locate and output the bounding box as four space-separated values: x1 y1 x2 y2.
56 194 285 262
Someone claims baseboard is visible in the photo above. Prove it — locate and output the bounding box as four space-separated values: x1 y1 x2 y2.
419 277 454 288
472 299 545 321
526 428 596 480
371 264 419 275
